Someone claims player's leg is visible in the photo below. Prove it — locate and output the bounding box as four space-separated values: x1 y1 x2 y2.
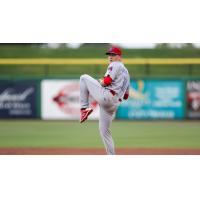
79 74 103 108
99 107 116 155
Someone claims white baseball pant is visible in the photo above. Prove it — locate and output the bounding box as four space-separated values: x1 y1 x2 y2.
79 74 119 155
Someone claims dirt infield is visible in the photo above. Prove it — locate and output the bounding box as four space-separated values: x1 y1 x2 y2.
0 148 200 155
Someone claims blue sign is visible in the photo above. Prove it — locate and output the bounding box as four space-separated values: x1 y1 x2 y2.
117 80 185 119
0 81 37 118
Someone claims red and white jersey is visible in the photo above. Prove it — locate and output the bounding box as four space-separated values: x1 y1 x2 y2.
104 61 130 99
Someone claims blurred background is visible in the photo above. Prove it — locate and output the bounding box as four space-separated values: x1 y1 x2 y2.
1 43 200 120
0 43 200 154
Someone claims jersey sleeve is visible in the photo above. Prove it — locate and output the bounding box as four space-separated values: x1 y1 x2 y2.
123 83 130 100
125 83 130 94
104 63 118 80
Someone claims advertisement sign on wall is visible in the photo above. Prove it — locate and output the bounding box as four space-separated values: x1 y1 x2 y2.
187 81 200 119
116 80 185 119
41 80 99 120
0 81 37 118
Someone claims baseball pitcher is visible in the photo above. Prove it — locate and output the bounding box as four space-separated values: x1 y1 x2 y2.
79 47 130 155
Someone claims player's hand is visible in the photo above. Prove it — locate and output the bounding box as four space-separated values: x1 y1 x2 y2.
99 78 106 87
123 92 129 100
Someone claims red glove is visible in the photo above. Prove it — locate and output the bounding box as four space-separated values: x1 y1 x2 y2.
103 76 112 86
99 76 112 86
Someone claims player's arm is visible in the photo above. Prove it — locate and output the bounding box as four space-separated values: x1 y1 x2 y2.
123 86 129 100
99 63 117 87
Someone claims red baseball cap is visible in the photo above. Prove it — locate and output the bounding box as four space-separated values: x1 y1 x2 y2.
106 47 122 56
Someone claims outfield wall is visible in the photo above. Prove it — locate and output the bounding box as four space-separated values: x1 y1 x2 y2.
0 78 200 120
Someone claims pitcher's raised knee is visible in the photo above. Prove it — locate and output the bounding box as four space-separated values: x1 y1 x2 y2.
80 74 90 81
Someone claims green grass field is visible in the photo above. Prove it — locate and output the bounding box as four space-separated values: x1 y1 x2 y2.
0 120 200 149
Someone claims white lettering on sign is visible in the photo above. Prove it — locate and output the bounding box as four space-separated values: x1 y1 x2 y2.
155 87 179 100
0 88 34 102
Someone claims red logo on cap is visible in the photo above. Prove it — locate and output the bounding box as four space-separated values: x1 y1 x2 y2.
106 47 122 56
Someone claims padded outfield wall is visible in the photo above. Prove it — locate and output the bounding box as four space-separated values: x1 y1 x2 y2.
0 78 200 120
